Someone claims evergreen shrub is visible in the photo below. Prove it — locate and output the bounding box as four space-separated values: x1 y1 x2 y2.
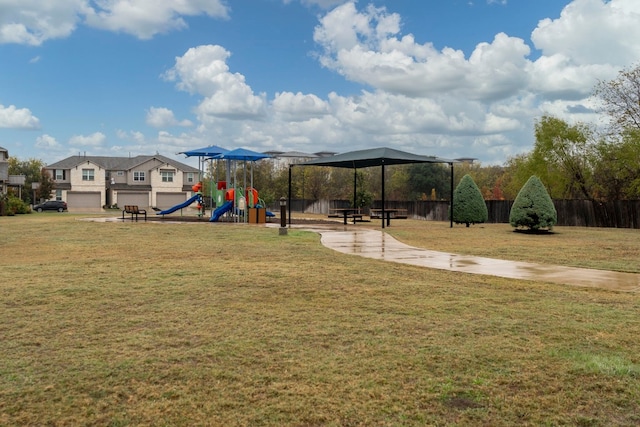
509 175 557 231
452 174 488 227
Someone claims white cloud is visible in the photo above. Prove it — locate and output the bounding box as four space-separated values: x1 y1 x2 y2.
527 56 616 100
69 132 106 147
0 0 87 45
116 129 146 143
0 0 229 45
165 45 267 120
272 92 330 121
146 107 193 128
84 0 229 39
315 4 387 51
313 4 531 102
526 0 640 103
0 104 41 129
532 0 640 67
155 130 211 154
163 45 232 95
283 0 349 9
466 33 531 101
35 134 60 149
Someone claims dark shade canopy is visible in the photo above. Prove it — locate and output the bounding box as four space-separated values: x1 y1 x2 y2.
290 146 456 228
179 145 228 157
299 147 454 168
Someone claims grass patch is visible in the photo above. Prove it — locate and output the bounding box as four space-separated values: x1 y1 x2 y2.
1 214 640 426
554 350 640 377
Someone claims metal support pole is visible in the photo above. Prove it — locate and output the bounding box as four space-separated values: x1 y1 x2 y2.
450 162 454 228
381 163 385 229
279 197 287 235
288 166 292 227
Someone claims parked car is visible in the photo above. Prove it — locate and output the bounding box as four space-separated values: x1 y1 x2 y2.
33 200 68 212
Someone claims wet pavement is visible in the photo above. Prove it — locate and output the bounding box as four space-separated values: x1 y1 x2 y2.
287 224 640 293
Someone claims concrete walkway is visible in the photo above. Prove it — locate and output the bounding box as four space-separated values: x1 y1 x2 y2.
289 224 640 293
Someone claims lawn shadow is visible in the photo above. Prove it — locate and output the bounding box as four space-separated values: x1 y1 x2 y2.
512 228 556 235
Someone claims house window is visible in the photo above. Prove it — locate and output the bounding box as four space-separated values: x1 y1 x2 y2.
82 169 94 181
187 172 194 183
55 169 64 180
117 171 124 176
55 189 62 201
161 170 174 182
133 171 145 182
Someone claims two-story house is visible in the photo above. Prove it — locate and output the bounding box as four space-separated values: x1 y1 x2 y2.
45 154 200 211
0 146 8 196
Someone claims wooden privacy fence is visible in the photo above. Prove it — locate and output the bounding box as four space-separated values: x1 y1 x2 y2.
280 199 640 229
482 200 640 228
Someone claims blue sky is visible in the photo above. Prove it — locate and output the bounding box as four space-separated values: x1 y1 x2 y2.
1 0 639 167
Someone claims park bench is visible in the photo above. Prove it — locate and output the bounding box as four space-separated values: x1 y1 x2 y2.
122 205 147 221
347 213 364 222
393 208 408 219
370 208 408 219
328 208 370 224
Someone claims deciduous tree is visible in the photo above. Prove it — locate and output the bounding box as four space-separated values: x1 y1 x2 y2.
37 168 55 201
592 129 640 200
407 163 450 201
503 116 595 200
8 157 46 204
594 63 640 133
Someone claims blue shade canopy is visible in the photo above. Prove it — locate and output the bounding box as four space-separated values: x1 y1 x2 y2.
180 145 229 157
214 147 270 161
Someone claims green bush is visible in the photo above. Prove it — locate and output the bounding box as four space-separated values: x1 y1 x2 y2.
6 196 31 215
509 175 557 231
452 174 488 227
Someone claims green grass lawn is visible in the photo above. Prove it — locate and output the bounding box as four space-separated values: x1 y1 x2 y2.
1 214 640 426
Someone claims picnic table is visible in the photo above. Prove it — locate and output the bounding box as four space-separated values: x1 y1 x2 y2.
329 208 365 225
369 208 407 226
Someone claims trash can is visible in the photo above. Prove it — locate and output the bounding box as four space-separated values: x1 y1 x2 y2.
248 207 266 223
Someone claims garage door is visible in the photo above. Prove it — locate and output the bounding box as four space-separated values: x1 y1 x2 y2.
117 192 149 209
67 191 101 211
157 192 188 209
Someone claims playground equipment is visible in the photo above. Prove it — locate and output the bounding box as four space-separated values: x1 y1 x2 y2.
156 182 205 216
209 182 274 222
177 145 275 224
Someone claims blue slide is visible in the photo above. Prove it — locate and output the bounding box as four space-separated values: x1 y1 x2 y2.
210 200 234 222
156 194 201 215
